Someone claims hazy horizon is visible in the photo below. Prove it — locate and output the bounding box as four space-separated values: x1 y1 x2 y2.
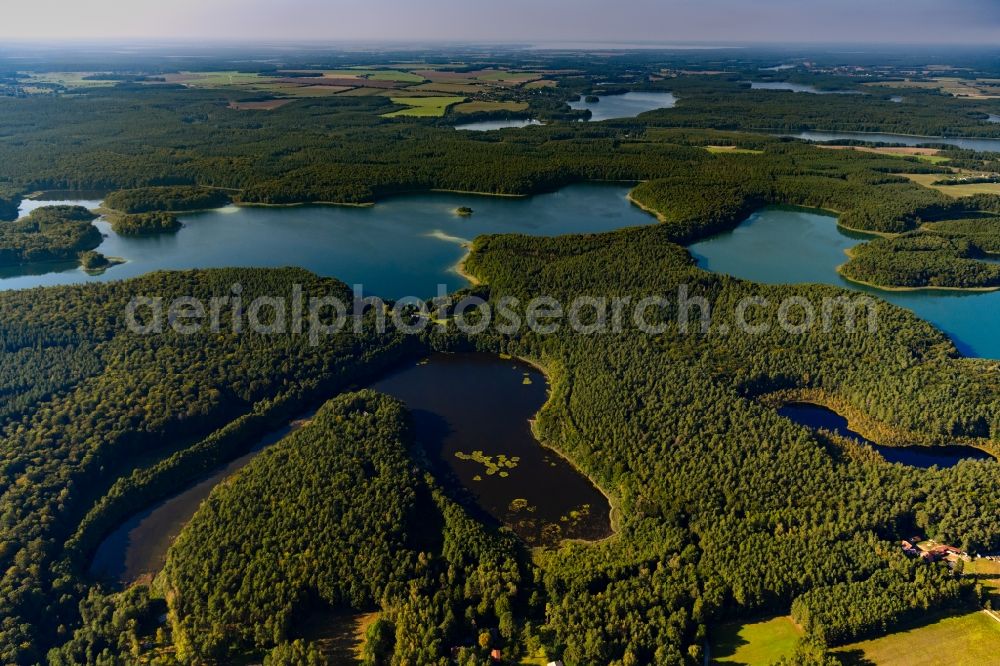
3 0 999 45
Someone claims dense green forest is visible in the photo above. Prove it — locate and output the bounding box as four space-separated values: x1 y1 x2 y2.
0 71 996 219
840 214 1000 289
164 391 422 660
0 205 101 266
0 267 417 664
108 212 181 236
164 391 532 664
840 233 1000 289
2 50 1000 665
627 146 951 235
102 187 230 214
462 220 1000 663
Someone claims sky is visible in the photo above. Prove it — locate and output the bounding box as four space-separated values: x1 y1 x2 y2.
2 0 999 44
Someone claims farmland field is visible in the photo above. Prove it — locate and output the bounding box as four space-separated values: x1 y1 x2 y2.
833 612 1000 666
382 96 465 117
819 145 950 164
904 172 1000 196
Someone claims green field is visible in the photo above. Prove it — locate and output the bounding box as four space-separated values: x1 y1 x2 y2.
834 611 1000 666
905 172 1000 197
967 559 1000 605
382 96 465 117
710 616 802 665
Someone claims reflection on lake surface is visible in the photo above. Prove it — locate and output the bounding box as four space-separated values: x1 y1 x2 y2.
783 130 1000 152
569 91 677 121
688 205 1000 359
750 82 860 94
4 183 652 298
371 353 613 546
88 414 313 585
455 119 542 131
778 403 994 469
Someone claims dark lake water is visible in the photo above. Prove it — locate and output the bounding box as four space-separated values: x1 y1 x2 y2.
688 205 1000 359
6 184 652 298
371 353 612 546
568 91 677 121
777 403 994 469
88 414 314 585
90 353 613 585
783 130 1000 152
455 119 542 131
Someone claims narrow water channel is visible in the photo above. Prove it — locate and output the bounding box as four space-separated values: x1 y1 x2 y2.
88 413 314 584
778 403 994 469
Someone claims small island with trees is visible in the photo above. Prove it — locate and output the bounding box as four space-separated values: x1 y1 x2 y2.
0 205 102 267
109 211 182 236
455 206 474 217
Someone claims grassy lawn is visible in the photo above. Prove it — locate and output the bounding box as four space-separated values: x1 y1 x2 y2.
382 96 465 117
967 559 1000 606
905 173 1000 197
833 611 1000 666
453 101 530 114
710 616 802 665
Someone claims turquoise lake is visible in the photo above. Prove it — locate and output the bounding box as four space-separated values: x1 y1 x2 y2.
688 206 1000 359
8 184 654 299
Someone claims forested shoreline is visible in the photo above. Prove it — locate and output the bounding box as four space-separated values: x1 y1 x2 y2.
2 49 1000 665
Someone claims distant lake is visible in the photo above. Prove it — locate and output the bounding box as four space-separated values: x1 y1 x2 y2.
688 205 1000 359
371 353 613 546
4 183 653 299
17 192 106 217
455 119 542 131
778 403 994 469
750 82 861 95
783 130 1000 152
569 91 677 121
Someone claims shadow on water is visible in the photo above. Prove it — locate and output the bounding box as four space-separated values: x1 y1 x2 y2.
777 403 995 469
88 414 313 585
